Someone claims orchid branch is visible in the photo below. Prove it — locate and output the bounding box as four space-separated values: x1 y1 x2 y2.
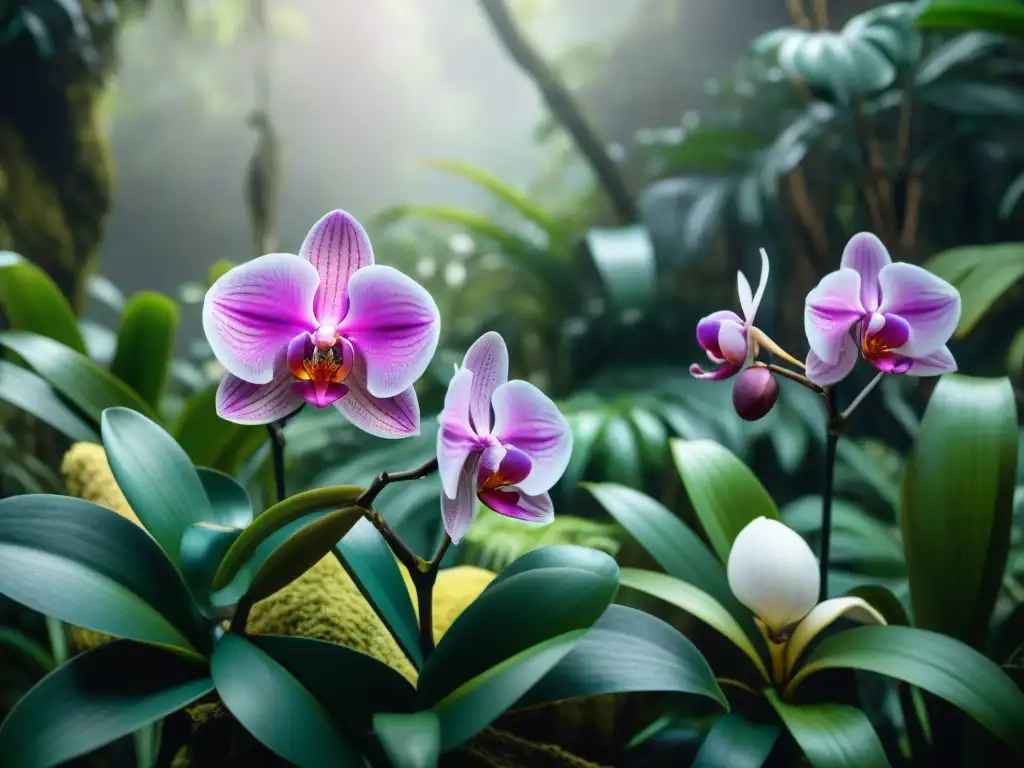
267 421 287 502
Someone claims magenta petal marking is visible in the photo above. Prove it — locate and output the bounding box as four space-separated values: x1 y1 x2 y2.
461 332 509 435
868 313 911 349
334 355 420 439
293 380 348 408
443 453 484 545
877 263 962 357
806 335 859 386
287 332 312 376
907 345 957 377
479 488 554 524
804 268 866 364
495 445 532 487
202 253 319 385
298 210 374 326
689 361 741 381
339 265 441 399
490 380 572 497
437 368 480 498
216 367 304 425
867 353 913 374
840 233 892 313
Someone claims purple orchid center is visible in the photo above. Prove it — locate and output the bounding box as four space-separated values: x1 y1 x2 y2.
858 312 912 374
286 329 355 408
478 444 532 493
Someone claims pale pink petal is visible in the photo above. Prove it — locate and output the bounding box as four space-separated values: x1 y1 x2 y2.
906 345 957 377
877 263 962 357
840 233 892 313
202 254 319 384
216 366 303 425
461 332 509 435
689 361 741 381
479 488 554 525
339 265 441 399
718 323 748 366
749 248 770 323
737 271 754 322
443 453 484 545
490 380 572 496
804 268 866 364
436 368 480 499
298 210 374 326
334 355 419 439
696 310 744 360
806 336 859 386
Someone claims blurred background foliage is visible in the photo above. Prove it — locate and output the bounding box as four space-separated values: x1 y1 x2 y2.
1 0 1024 761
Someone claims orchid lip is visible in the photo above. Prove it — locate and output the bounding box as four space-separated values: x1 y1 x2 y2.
285 331 355 408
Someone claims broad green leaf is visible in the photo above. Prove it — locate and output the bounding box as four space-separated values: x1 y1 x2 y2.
900 375 1018 648
109 291 180 411
243 506 363 604
212 485 364 590
196 468 254 529
629 407 669 470
0 331 160 423
336 518 422 668
0 256 86 354
788 625 1024 754
585 226 658 313
102 407 212 569
417 563 620 708
0 360 98 442
693 713 780 768
0 641 212 768
835 440 899 509
180 523 243 617
85 274 126 312
210 634 362 767
0 628 54 671
561 409 606 494
846 585 909 626
785 597 886 671
487 544 619 588
915 1 1024 39
923 244 1024 336
0 495 209 655
172 386 265 473
597 413 643 488
619 568 770 682
671 438 779 563
517 605 726 709
766 690 891 768
374 712 440 768
783 496 903 569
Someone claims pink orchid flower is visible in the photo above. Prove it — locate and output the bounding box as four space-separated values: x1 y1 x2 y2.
690 249 770 380
202 210 440 438
804 233 961 386
436 332 573 544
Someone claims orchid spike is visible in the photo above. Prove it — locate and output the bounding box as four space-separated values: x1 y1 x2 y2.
203 210 441 437
436 332 573 544
691 248 770 380
804 233 961 386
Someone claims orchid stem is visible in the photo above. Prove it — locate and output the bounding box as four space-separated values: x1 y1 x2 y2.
840 371 884 422
820 385 840 601
267 421 286 503
755 362 824 393
358 457 439 509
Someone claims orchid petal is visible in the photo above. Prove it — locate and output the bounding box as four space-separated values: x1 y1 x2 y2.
840 232 892 313
689 361 741 381
785 597 885 671
490 380 572 496
462 331 509 435
877 262 961 357
294 380 348 409
479 488 554 525
718 322 748 366
437 368 479 499
443 453 484 545
340 265 441 399
202 253 319 384
494 445 532 487
806 335 858 386
864 312 910 350
804 268 865 364
298 210 374 326
906 345 957 377
216 365 303 425
696 310 744 359
737 270 754 322
749 248 770 323
334 355 420 439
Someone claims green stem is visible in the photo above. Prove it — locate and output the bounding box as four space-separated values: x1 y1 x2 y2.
267 420 287 503
820 386 841 601
413 532 453 660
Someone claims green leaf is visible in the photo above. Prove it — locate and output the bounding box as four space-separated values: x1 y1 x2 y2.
0 628 55 671
671 438 780 563
561 409 606 493
0 495 209 655
109 292 180 411
619 568 770 681
915 1 1024 39
172 386 265 474
0 360 98 442
783 496 903 570
596 413 643 488
180 523 243 617
923 244 1024 337
212 485 364 590
243 506 363 604
584 226 658 314
335 518 422 669
418 562 620 709
900 375 1018 647
629 407 670 470
0 641 213 768
766 689 891 768
0 256 87 354
0 331 161 423
516 605 726 709
102 407 213 569
373 712 441 768
210 634 362 768
487 544 619 588
836 440 899 509
788 625 1024 754
693 713 780 768
845 585 909 626
196 468 253 529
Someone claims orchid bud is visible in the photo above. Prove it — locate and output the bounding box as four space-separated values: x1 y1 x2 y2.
732 367 779 421
727 517 819 636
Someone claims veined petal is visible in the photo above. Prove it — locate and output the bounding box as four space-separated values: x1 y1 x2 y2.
785 597 885 671
804 268 865 364
340 265 441 399
806 337 858 386
479 488 554 525
840 232 892 313
490 380 572 496
298 210 374 326
906 345 957 377
443 453 484 545
335 355 420 439
462 331 509 435
877 262 962 357
216 365 303 425
437 368 479 499
202 253 319 384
